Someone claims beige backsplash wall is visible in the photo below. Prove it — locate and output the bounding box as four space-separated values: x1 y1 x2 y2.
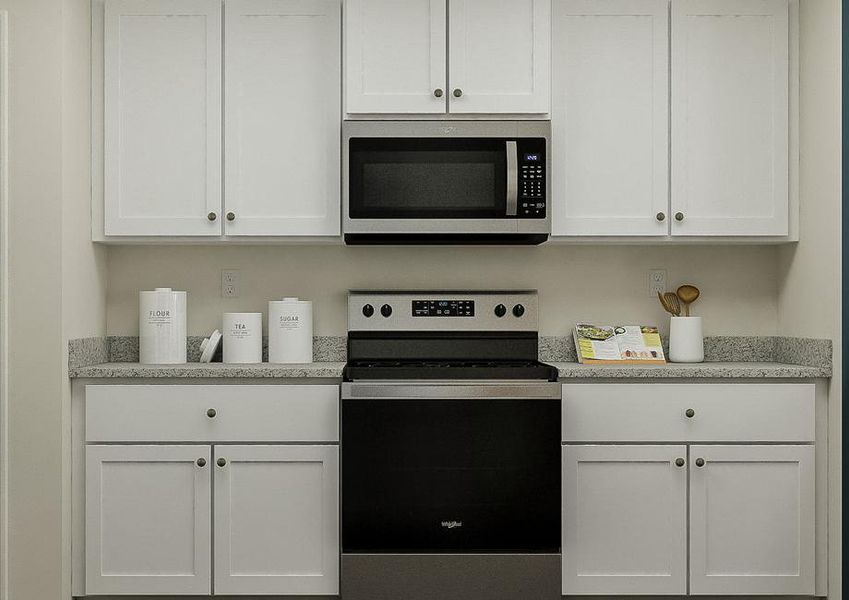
107 244 779 337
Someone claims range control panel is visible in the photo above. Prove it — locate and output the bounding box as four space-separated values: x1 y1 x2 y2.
517 142 546 218
412 299 475 317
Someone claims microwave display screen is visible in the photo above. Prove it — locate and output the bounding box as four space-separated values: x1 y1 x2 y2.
524 153 540 162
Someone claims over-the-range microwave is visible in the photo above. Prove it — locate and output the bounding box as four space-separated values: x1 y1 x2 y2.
342 121 551 245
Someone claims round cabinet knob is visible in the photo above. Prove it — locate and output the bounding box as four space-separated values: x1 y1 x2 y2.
362 304 375 317
453 88 463 98
695 458 705 467
675 457 685 467
380 304 393 318
685 408 695 418
226 211 236 221
196 457 207 467
675 212 685 222
207 408 217 418
656 212 666 222
512 304 525 318
434 88 444 98
494 304 507 318
207 212 217 221
217 457 227 467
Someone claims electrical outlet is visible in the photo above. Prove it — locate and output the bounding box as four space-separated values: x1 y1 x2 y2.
648 268 667 297
221 269 240 298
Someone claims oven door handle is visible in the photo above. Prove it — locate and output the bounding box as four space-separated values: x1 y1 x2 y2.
506 140 518 217
342 382 561 400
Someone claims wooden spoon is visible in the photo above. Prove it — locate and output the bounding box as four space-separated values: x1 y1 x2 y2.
658 291 681 316
676 284 700 317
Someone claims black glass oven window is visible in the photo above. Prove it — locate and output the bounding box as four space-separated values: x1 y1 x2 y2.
348 138 508 218
342 398 560 553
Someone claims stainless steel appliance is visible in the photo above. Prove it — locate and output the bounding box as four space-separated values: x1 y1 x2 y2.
341 291 561 600
342 122 551 245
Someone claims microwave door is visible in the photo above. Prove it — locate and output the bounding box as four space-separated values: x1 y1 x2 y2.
347 138 508 220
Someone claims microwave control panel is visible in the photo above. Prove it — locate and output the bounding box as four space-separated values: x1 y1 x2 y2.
518 146 545 218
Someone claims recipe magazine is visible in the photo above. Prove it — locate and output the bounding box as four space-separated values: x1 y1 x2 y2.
573 324 666 365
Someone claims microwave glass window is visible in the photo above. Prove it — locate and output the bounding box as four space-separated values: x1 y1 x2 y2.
349 139 508 219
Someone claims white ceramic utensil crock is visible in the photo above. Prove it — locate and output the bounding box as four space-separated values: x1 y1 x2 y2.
669 316 704 363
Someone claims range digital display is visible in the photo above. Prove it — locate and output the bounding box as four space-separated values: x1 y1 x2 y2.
412 300 475 317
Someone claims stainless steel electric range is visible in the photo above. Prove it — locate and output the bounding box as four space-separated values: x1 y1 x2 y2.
341 291 561 600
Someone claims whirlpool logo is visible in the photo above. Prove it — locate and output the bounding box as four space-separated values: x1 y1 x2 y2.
440 520 463 529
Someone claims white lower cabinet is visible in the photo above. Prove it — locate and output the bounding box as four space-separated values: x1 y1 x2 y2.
689 445 815 595
562 445 687 595
214 445 339 595
85 445 212 595
79 384 341 596
561 383 819 597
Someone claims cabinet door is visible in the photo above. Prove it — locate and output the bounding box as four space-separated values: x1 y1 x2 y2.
671 0 789 236
224 0 341 236
214 445 339 595
85 445 212 595
551 0 668 236
689 445 815 595
103 0 222 236
345 0 446 114
448 0 550 114
562 445 687 595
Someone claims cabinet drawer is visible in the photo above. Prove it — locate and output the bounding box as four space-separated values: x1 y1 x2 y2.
85 385 339 442
562 383 814 442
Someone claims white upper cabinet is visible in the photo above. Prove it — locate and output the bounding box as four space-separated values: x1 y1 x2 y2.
345 0 447 114
562 445 687 595
344 0 549 115
214 445 340 595
671 0 789 236
103 0 222 236
552 0 669 236
224 0 341 236
689 445 815 595
85 445 212 595
448 0 550 114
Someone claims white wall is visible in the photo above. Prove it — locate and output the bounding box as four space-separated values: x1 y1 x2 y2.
0 0 106 598
106 244 779 336
776 0 841 597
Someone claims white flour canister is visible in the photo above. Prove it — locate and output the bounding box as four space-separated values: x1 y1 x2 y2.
268 298 313 363
139 288 187 364
223 312 262 363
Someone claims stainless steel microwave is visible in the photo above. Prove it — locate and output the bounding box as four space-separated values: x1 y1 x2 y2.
342 121 551 245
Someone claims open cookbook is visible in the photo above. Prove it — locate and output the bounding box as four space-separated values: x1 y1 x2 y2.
573 324 666 364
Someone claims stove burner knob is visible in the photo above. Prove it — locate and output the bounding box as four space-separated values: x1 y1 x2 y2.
380 304 393 318
512 304 525 318
362 304 374 318
494 304 507 318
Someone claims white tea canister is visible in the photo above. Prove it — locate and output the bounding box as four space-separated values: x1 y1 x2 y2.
268 298 313 363
139 288 187 364
669 316 704 363
223 312 262 363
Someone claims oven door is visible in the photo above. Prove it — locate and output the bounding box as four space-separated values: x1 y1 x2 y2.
341 382 561 554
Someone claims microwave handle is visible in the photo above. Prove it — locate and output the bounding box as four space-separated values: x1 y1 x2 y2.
506 141 518 216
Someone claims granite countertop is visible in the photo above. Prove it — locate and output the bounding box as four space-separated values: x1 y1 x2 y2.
68 335 833 380
69 360 828 380
551 361 830 379
70 362 347 379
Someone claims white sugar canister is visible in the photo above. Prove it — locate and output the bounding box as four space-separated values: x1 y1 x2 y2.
223 312 262 363
139 288 187 364
268 298 313 363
